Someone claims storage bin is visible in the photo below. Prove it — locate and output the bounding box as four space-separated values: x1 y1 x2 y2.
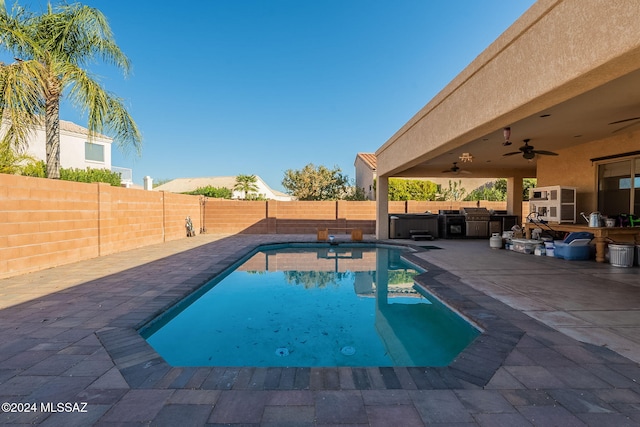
554 240 593 260
635 245 640 266
544 241 555 257
511 239 539 254
553 232 594 261
609 244 635 267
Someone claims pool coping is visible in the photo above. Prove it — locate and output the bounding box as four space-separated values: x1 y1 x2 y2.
95 239 528 391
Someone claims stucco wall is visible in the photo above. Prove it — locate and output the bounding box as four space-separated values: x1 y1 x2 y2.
354 157 376 200
536 129 640 214
22 124 113 171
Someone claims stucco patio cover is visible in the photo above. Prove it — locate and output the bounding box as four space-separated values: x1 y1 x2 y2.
374 0 640 238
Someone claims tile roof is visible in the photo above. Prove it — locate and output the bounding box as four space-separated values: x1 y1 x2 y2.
2 117 110 140
154 176 238 193
356 153 376 170
59 120 110 140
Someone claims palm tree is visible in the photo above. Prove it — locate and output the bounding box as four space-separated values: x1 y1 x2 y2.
233 174 259 200
0 1 141 179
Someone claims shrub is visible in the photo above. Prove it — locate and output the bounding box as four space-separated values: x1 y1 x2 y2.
21 161 122 186
185 185 232 198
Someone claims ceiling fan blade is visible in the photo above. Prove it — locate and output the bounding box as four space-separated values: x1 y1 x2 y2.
612 120 640 133
533 150 559 156
503 152 521 156
608 116 640 125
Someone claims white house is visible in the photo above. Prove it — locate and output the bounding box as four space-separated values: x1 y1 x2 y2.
2 118 133 186
155 176 294 201
354 153 377 200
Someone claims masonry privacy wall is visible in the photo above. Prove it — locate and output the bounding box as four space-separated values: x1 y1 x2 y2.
0 174 512 279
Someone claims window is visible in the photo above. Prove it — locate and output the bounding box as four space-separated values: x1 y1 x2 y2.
597 156 640 215
85 142 104 162
618 177 640 189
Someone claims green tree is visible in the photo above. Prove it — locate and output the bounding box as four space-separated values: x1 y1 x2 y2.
0 1 141 179
437 179 467 201
342 185 367 201
233 174 259 200
388 178 439 201
466 179 507 201
522 178 537 201
185 185 232 199
282 163 351 201
466 178 537 201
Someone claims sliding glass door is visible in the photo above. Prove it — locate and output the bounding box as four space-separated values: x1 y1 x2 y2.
597 157 639 216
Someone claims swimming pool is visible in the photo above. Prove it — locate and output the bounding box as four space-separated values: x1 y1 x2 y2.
141 243 480 367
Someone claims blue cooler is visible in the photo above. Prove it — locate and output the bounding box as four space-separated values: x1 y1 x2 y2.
554 232 594 261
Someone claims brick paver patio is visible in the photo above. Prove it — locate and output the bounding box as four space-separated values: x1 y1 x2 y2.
1 234 639 425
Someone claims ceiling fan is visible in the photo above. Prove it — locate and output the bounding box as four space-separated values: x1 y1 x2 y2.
503 139 558 159
442 162 471 174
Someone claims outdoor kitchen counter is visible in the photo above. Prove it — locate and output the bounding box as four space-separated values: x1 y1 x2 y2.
524 222 640 262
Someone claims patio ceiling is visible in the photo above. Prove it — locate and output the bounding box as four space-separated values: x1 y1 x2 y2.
390 67 640 179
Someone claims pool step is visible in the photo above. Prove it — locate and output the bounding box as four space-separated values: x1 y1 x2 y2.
410 230 435 241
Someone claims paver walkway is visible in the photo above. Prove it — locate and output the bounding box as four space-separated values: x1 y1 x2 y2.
1 234 639 426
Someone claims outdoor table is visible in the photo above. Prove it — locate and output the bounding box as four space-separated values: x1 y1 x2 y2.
524 222 640 263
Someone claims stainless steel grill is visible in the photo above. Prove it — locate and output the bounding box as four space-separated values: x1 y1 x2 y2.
461 207 491 221
461 207 491 238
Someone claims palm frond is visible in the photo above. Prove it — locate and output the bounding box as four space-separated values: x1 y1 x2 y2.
0 2 45 61
0 59 45 150
37 3 130 74
66 64 141 154
1 1 140 178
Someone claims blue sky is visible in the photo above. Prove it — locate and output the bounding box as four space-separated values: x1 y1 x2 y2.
16 1 535 191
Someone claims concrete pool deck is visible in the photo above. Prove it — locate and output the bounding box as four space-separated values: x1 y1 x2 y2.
0 233 639 426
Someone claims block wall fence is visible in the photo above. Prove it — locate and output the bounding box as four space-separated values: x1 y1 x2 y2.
1 174 520 279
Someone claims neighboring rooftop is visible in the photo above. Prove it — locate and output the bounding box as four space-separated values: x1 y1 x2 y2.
154 175 293 201
155 176 237 193
356 152 377 170
58 119 110 140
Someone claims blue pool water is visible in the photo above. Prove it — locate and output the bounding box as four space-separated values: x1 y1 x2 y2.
141 244 480 367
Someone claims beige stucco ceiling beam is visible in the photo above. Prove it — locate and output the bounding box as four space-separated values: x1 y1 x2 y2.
390 167 536 180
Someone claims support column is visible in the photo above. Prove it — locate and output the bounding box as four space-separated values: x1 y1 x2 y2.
376 176 389 239
506 175 524 222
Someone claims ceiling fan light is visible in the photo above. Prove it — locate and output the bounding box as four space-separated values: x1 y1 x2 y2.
523 151 535 160
503 127 511 145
